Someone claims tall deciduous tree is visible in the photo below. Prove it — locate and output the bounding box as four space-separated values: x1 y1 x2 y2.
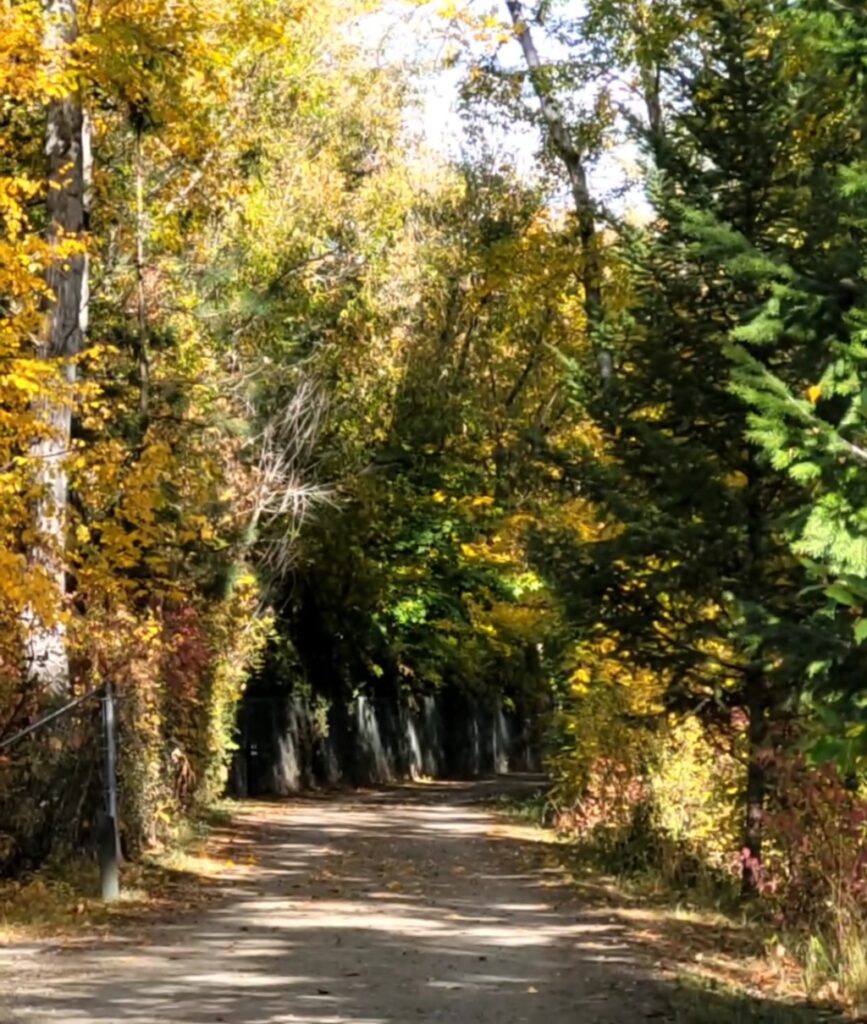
25 0 90 695
504 1 612 391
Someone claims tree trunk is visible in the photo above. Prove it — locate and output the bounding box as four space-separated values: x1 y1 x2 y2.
25 0 90 696
741 460 768 897
134 129 150 420
505 0 613 391
742 674 768 897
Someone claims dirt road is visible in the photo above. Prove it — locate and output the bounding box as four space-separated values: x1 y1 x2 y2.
0 778 727 1023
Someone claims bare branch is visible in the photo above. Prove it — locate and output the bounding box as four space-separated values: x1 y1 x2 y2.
243 375 333 575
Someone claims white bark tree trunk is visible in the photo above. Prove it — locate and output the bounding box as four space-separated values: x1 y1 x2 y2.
505 1 614 391
25 0 90 696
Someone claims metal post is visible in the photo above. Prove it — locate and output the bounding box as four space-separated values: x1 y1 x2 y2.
98 682 120 901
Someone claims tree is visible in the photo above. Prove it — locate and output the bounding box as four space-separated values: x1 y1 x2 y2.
491 0 829 893
725 0 867 765
504 0 612 391
21 0 89 696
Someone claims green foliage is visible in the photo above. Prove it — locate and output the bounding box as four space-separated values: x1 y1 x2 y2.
717 0 867 759
257 167 581 719
455 0 867 1008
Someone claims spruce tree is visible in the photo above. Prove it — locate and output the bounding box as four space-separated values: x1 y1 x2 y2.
726 0 867 763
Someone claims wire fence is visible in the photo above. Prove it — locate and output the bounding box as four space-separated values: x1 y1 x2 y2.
0 685 120 896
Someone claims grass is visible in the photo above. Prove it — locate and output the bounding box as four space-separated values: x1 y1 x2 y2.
667 975 844 1023
798 914 867 1013
488 787 553 826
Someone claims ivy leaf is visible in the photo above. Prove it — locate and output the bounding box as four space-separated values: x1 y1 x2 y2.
824 584 859 607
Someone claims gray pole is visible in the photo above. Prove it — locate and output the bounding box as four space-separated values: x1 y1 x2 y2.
98 682 120 901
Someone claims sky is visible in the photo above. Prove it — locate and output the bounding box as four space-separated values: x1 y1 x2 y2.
361 2 544 166
357 1 648 219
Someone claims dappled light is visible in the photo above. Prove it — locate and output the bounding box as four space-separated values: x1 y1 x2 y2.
3 781 837 1024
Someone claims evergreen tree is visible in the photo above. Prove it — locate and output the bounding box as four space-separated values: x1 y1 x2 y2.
539 0 830 890
726 0 867 763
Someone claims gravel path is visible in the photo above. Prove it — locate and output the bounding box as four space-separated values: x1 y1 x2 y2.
1 777 673 1023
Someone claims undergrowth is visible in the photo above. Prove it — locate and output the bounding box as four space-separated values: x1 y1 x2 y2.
0 799 239 940
492 788 854 1022
668 976 844 1023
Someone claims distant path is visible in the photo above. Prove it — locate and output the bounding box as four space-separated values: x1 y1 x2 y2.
0 777 731 1022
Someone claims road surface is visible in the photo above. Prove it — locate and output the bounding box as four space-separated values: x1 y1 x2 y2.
1 778 694 1023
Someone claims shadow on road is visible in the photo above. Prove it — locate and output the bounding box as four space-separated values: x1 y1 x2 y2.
4 776 837 1024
